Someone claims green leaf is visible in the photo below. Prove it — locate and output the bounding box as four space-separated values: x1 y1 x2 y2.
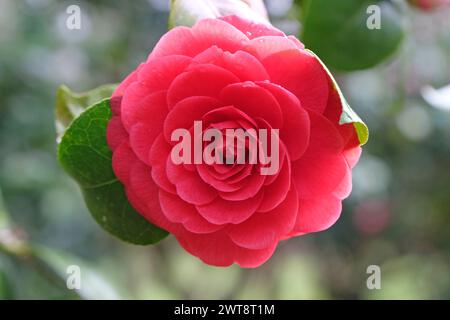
308 50 369 145
57 98 168 245
55 84 117 142
169 0 269 29
301 0 405 71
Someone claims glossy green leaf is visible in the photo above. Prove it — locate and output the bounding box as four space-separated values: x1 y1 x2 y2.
169 0 269 29
55 84 117 142
57 98 168 245
301 0 405 71
308 50 369 145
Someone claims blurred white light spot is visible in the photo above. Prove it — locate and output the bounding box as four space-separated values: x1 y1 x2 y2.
396 104 432 141
421 84 450 111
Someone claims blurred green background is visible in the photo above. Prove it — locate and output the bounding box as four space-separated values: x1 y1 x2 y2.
1 0 450 299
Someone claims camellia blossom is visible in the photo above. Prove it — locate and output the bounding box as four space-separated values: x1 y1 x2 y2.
107 15 362 267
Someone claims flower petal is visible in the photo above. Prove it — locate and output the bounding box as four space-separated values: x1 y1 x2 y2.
166 157 218 205
220 82 283 128
262 49 329 114
291 195 342 235
227 185 298 250
291 111 348 198
167 64 239 108
257 82 310 161
149 134 177 194
159 190 223 234
196 191 264 225
176 230 277 267
219 15 284 39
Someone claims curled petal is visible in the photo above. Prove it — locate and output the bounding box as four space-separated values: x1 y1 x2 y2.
220 82 283 128
258 158 291 213
196 191 264 225
159 190 223 234
227 185 298 250
149 27 198 59
194 46 269 81
167 64 239 108
166 157 218 205
191 18 249 53
164 96 222 142
149 134 176 194
257 82 310 161
138 55 192 92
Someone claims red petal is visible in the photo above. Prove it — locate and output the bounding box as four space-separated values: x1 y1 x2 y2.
227 185 298 250
166 157 218 205
120 82 151 130
164 96 222 142
220 82 283 128
246 36 299 60
258 158 291 212
196 191 264 225
194 46 269 81
138 55 192 92
149 26 198 59
344 146 362 169
332 163 353 200
127 161 182 234
112 142 138 184
107 116 128 151
149 134 177 194
219 170 266 201
159 190 223 234
262 49 329 114
219 15 284 39
129 123 159 166
257 82 310 161
167 64 239 108
191 18 249 53
197 165 245 193
112 68 139 99
176 230 277 267
291 111 348 198
290 195 342 235
122 89 168 132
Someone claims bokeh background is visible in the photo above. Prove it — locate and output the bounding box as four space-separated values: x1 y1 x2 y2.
1 0 450 299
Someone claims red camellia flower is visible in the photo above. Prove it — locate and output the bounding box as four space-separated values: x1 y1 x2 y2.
107 15 362 267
